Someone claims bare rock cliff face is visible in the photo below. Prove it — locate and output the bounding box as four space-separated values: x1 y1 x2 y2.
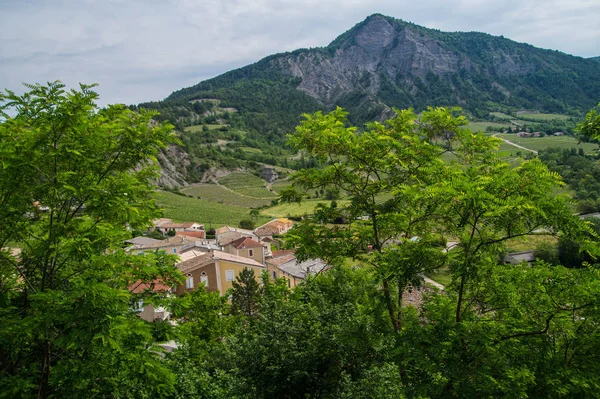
156 145 189 188
271 16 471 105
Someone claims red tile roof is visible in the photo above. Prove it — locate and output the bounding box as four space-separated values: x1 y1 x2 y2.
176 231 205 239
128 279 171 294
226 237 264 249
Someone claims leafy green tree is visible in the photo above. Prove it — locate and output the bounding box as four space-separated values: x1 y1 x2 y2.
284 106 495 331
230 268 261 317
398 262 600 398
0 82 180 398
166 287 237 399
578 102 600 139
238 219 255 230
231 265 402 398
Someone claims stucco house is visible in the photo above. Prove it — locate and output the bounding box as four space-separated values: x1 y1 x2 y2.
129 279 172 322
221 236 267 264
128 235 196 255
266 250 328 288
152 218 205 237
215 225 257 246
253 218 294 239
175 250 265 296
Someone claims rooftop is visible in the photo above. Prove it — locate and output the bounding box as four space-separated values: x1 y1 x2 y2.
277 258 329 279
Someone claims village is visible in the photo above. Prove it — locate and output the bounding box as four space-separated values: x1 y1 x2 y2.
127 217 328 323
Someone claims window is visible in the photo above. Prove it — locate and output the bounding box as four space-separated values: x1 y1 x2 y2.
248 249 254 257
185 274 194 289
287 279 291 288
200 275 208 287
226 270 234 281
133 299 144 312
272 271 277 279
173 248 177 254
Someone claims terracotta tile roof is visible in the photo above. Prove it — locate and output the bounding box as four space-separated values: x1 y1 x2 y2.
129 279 171 294
271 249 295 258
177 253 214 274
226 237 264 249
176 231 205 239
254 218 293 237
153 218 173 226
177 250 264 274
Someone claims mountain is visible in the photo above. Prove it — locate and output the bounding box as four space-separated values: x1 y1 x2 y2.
591 56 600 62
144 13 600 129
136 14 600 186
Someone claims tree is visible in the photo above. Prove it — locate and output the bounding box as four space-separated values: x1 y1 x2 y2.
578 102 600 140
0 82 180 398
284 106 585 331
238 219 255 230
284 106 494 331
230 268 262 317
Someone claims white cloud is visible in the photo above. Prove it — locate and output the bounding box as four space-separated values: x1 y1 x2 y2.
1 0 598 105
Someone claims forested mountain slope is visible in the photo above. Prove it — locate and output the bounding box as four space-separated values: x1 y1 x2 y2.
144 13 600 129
134 14 600 185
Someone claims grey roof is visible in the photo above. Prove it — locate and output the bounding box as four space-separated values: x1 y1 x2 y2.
125 237 163 246
504 251 536 265
277 258 329 279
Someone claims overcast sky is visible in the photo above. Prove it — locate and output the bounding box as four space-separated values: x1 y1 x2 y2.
1 0 599 106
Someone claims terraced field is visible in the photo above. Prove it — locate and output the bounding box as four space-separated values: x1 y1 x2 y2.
184 124 228 132
154 191 270 226
466 121 511 133
180 184 272 208
218 172 278 198
516 112 571 121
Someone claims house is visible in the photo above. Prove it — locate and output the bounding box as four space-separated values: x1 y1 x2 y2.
128 235 196 255
221 236 270 263
175 250 266 296
215 225 256 246
152 218 205 237
254 218 294 239
266 251 328 288
129 279 172 322
176 231 205 240
125 236 163 247
504 251 536 265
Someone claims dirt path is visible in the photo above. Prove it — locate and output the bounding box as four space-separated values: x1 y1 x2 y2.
493 134 538 154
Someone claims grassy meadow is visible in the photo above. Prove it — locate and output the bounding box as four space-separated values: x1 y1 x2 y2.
260 199 351 218
496 133 598 154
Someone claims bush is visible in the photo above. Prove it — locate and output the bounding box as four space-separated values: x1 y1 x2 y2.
239 219 255 230
534 242 559 265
